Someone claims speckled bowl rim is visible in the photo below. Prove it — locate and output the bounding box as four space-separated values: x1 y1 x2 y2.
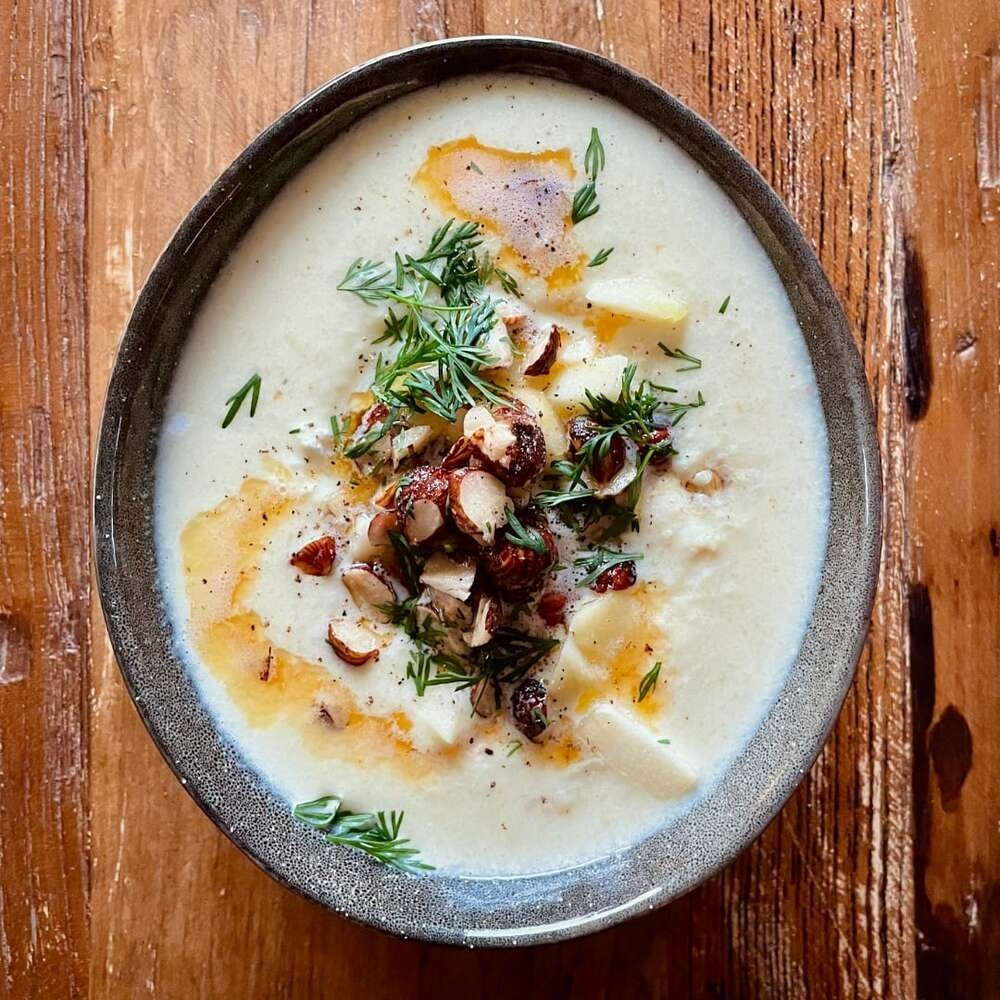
94 36 882 947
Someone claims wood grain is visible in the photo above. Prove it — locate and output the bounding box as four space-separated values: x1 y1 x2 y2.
0 0 90 996
0 0 994 994
906 2 1000 995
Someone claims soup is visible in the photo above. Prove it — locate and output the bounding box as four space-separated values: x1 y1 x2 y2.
155 74 829 875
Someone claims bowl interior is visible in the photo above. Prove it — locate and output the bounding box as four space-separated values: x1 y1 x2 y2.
94 36 881 947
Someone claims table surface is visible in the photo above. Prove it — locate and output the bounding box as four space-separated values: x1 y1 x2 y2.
2 0 997 996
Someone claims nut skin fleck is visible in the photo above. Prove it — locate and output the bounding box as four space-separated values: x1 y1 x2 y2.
536 591 568 626
511 678 549 741
591 561 638 593
290 535 337 576
259 646 275 682
483 512 557 600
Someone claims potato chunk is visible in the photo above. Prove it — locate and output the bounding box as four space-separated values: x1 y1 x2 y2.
545 355 629 416
586 277 689 323
577 704 697 799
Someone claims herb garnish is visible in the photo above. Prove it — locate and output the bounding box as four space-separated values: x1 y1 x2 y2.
505 510 549 555
657 738 672 745
494 266 520 296
329 414 344 448
406 627 560 699
658 343 702 371
221 373 261 429
506 740 524 757
344 404 403 458
718 294 731 314
574 546 643 587
294 795 432 874
338 221 521 423
587 247 614 267
535 365 703 539
637 661 661 703
571 128 606 225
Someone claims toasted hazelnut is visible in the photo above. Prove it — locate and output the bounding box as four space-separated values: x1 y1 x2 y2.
422 586 474 628
441 436 477 470
643 426 674 466
592 441 639 498
419 552 477 602
350 403 394 467
511 677 549 741
413 603 444 636
354 402 389 437
290 535 337 576
367 510 401 547
391 424 434 468
482 512 557 600
470 676 501 717
462 591 503 647
464 405 547 488
373 480 399 510
685 468 724 494
590 560 638 593
536 591 568 627
326 620 380 666
481 317 515 370
393 465 450 545
341 562 396 620
567 416 627 486
523 324 563 377
448 468 511 545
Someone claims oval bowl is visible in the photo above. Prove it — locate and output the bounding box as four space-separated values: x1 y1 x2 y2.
94 36 881 947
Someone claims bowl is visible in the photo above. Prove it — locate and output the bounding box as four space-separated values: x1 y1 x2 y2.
94 36 881 947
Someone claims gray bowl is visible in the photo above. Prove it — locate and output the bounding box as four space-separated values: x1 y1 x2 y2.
94 36 881 947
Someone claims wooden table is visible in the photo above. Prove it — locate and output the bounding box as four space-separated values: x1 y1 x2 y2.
2 0 997 996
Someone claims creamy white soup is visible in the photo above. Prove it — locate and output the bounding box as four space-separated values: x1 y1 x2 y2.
155 74 829 875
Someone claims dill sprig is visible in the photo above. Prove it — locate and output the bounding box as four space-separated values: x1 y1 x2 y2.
343 404 403 458
536 364 703 540
588 247 614 267
405 626 559 698
637 661 662 703
371 299 510 422
584 127 606 180
222 373 261 429
658 343 703 371
571 184 600 224
571 128 606 225
574 546 643 587
293 796 433 874
329 414 345 448
505 510 549 555
388 530 424 595
339 223 519 423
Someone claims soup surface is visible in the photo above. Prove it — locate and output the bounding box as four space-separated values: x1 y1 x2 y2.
155 74 829 875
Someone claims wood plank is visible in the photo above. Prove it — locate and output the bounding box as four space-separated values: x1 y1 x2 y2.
0 0 90 996
905 3 1000 995
85 1 918 996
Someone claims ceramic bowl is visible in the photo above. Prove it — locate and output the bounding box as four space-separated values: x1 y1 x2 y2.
94 36 881 946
